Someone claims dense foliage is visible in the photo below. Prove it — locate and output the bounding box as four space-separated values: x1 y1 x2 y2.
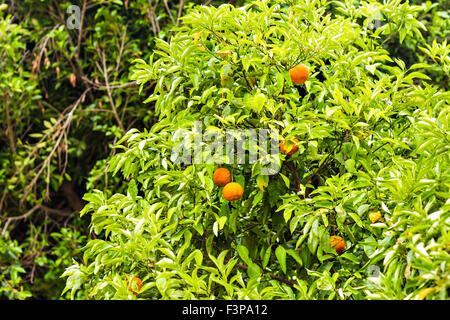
1 0 449 300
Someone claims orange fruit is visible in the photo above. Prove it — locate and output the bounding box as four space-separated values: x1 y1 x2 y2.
213 168 232 187
222 182 244 201
127 276 143 295
330 235 345 255
280 138 299 155
369 210 382 223
289 64 309 84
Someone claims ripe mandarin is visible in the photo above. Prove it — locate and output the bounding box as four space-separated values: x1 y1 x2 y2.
222 182 244 201
289 64 309 84
280 138 299 155
213 168 232 187
330 235 345 255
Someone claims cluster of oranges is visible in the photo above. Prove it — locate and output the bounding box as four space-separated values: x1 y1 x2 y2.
192 33 355 257
328 209 383 255
213 168 244 201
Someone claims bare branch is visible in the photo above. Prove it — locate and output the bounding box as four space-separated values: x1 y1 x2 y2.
163 0 175 24
96 47 125 132
19 89 91 206
4 95 16 153
75 0 87 62
176 0 185 25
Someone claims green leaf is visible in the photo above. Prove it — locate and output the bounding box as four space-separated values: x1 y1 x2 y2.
275 246 287 274
128 179 138 200
279 172 290 188
256 174 269 191
247 263 261 279
286 249 303 267
341 252 360 264
307 217 319 254
357 204 370 217
218 216 227 230
213 221 219 237
262 245 272 268
347 210 363 227
236 245 250 265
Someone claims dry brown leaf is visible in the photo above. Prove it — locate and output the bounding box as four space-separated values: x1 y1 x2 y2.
70 73 76 88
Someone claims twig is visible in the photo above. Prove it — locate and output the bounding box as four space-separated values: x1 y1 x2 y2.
114 26 128 80
4 94 16 153
285 159 300 192
176 0 184 25
52 1 94 101
231 260 296 287
96 47 125 132
75 0 87 62
163 0 175 24
81 76 137 89
0 205 40 236
20 89 91 206
40 204 72 216
147 0 160 37
1 204 40 222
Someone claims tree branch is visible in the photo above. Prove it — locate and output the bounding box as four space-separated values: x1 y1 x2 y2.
4 94 16 154
285 159 300 192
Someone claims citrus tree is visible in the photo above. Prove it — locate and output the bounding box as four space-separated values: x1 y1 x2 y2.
62 0 449 300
